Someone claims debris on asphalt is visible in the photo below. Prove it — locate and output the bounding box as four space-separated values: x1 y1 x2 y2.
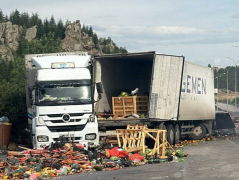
0 139 187 179
2 127 239 179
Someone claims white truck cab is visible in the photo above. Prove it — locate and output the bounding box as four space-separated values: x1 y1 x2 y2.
25 52 99 149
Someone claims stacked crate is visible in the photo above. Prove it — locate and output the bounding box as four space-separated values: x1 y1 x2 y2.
112 96 148 118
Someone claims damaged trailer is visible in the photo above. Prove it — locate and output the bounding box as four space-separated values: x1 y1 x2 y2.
93 51 216 144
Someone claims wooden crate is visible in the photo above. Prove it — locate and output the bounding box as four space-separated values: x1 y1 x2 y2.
112 96 148 117
116 127 174 158
135 96 148 115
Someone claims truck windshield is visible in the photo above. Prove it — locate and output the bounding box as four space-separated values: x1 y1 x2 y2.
36 80 92 106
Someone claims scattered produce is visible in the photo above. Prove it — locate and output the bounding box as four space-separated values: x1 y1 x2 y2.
119 92 129 97
175 150 185 157
0 135 195 179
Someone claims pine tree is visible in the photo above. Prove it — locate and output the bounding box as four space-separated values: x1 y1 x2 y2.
20 12 30 28
88 26 93 37
36 19 44 38
56 19 65 39
0 9 4 23
9 9 20 25
43 18 50 35
93 33 98 48
81 24 86 34
49 16 56 35
16 36 29 57
30 12 39 27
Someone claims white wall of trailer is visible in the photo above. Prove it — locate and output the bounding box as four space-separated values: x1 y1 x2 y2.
148 54 184 120
179 61 215 120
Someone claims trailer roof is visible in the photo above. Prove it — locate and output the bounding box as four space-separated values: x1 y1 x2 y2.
94 51 155 61
94 51 185 61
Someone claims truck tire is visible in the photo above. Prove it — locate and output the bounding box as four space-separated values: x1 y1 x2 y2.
189 123 206 140
174 124 181 144
166 124 174 145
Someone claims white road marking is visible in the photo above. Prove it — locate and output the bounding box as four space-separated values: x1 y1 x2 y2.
149 176 169 179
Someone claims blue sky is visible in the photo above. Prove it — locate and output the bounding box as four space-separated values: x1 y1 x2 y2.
2 0 239 67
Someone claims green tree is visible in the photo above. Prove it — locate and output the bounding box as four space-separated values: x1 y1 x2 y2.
81 24 86 34
9 9 20 25
28 32 62 54
43 18 50 35
0 57 28 143
0 9 4 23
88 26 93 37
93 33 98 48
49 16 56 34
30 12 39 27
36 19 44 38
16 36 29 57
106 37 112 44
20 12 30 28
55 19 65 39
0 59 12 81
119 47 128 53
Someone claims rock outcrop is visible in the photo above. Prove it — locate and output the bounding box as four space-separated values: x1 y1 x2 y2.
0 21 22 59
0 19 122 59
61 20 99 54
25 26 37 42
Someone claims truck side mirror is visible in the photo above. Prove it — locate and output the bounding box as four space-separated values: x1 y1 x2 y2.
96 82 103 100
96 82 103 94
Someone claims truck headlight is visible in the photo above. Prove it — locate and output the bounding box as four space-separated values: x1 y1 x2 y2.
85 133 96 140
87 115 95 122
37 135 49 142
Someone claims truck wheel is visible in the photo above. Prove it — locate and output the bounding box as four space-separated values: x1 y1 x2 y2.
174 124 181 144
166 124 174 145
189 123 206 140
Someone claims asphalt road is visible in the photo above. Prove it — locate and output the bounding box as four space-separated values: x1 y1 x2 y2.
57 138 239 180
217 102 239 112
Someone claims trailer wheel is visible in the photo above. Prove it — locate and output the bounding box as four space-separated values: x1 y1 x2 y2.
189 123 206 140
166 124 174 145
174 124 181 144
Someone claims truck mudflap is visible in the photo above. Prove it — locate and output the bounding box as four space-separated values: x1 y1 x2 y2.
213 112 236 130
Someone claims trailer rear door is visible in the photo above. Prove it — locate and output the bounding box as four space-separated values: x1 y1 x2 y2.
149 54 184 120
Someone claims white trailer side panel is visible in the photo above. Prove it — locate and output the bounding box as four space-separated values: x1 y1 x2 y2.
149 54 184 119
179 61 215 120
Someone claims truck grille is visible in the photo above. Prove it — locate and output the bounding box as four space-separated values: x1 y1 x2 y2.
48 124 86 132
50 119 82 123
46 113 88 118
53 137 81 141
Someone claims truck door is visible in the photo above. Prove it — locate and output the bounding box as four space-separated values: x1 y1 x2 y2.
149 54 184 120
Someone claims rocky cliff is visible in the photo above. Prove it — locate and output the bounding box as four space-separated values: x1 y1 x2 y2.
61 20 100 55
0 21 22 59
0 20 121 60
